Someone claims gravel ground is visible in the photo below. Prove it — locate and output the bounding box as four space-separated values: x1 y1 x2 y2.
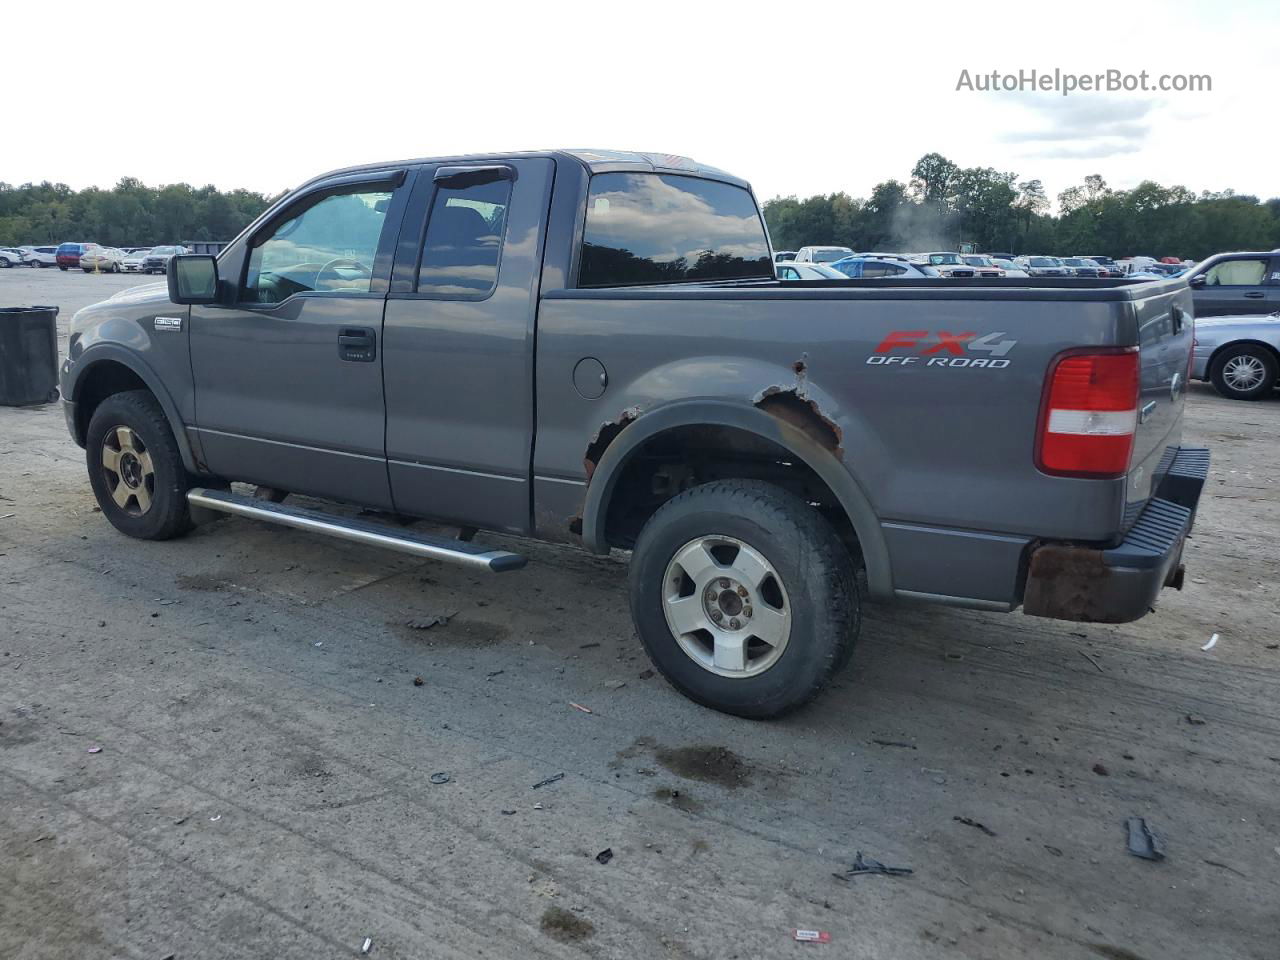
2 267 1278 960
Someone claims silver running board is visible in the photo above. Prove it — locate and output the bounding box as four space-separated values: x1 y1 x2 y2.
187 487 526 572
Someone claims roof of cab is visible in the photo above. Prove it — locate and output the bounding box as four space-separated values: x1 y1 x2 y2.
298 149 751 194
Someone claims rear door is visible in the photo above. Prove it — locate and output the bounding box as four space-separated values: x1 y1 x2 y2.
1193 255 1271 316
189 169 412 506
381 157 554 534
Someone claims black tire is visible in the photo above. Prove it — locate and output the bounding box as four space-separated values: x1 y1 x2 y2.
0 258 11 268
1210 344 1278 401
59 265 67 271
86 390 192 540
629 479 859 719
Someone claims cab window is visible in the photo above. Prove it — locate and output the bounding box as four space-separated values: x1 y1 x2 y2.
416 177 512 298
1203 258 1266 286
243 187 392 304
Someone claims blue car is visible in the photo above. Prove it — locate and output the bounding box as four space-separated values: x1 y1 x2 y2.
828 257 937 279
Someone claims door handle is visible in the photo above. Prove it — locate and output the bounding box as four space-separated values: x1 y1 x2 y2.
338 327 376 362
1243 291 1264 298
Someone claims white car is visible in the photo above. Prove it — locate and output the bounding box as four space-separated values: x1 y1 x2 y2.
122 248 153 273
961 254 1005 278
20 245 59 267
79 247 127 273
991 258 1029 277
0 247 23 268
911 252 977 278
776 262 847 280
794 245 854 264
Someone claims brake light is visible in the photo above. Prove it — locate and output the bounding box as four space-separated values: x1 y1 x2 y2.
1037 348 1139 478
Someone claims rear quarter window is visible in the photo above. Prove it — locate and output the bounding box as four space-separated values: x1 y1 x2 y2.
578 173 772 287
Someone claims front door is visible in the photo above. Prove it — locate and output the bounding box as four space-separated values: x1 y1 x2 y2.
381 158 553 534
190 170 412 507
1193 255 1271 316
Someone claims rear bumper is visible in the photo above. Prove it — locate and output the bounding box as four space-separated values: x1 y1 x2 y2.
1022 447 1209 623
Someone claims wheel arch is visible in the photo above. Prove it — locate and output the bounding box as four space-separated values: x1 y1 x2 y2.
67 348 199 473
1207 338 1280 376
580 399 892 599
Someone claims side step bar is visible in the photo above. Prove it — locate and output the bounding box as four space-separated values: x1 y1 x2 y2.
186 488 526 573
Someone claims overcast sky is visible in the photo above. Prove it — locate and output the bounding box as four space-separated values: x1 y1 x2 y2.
6 0 1275 207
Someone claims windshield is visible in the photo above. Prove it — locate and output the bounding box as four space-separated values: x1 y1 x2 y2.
1061 258 1084 266
811 249 849 262
928 253 963 265
1029 257 1057 267
962 256 991 266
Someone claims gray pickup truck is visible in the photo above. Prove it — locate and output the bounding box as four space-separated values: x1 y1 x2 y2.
60 149 1208 718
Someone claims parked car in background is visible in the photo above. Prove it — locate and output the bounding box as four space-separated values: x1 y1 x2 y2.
1160 257 1182 265
991 258 1029 277
1191 311 1280 400
1187 252 1280 316
961 254 1005 277
984 251 1016 262
774 250 797 263
829 257 936 279
794 245 854 264
20 245 59 267
1059 257 1103 278
142 245 189 274
1076 255 1121 277
776 262 848 280
1018 256 1070 278
912 252 976 278
56 242 101 270
80 247 127 273
122 248 153 273
0 247 23 268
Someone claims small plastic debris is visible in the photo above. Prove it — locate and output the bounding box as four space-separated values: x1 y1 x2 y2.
1186 714 1207 726
405 613 453 630
172 817 188 826
413 676 424 686
86 746 102 754
569 702 593 714
361 936 373 954
793 929 831 944
833 851 913 879
209 815 222 822
532 773 565 790
429 772 450 785
533 802 544 810
1125 817 1165 861
1202 633 1219 651
953 815 997 837
1078 650 1104 673
595 848 613 864
1092 763 1110 776
871 739 915 749
486 670 504 679
579 642 601 649
603 680 626 690
501 809 516 816
313 641 323 647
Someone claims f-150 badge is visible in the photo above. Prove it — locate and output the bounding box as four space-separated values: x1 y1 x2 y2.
154 316 183 332
866 330 1016 367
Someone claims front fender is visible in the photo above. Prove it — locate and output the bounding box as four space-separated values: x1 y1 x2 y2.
62 344 200 474
580 398 892 600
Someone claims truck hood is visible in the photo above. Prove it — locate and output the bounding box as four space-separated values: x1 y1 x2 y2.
109 281 169 302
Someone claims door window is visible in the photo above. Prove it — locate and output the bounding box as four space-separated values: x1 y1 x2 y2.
243 187 392 303
416 178 512 298
1203 258 1266 286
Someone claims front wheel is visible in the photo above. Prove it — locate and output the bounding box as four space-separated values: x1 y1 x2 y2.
86 390 193 540
1210 345 1278 401
629 479 859 719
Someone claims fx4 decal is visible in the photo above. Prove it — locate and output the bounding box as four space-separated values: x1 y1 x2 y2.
867 330 1017 368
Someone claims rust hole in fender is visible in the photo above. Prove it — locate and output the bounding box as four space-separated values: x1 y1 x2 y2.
583 406 642 481
754 387 843 459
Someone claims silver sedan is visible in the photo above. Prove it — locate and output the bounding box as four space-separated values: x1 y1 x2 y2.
1191 312 1280 400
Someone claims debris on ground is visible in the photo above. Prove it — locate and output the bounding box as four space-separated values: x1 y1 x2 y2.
595 847 613 864
603 679 626 690
579 642 601 649
172 817 187 826
501 809 516 815
871 739 916 749
953 815 997 837
1125 817 1165 861
1078 651 1104 673
1202 633 1220 651
532 772 565 789
1186 714 1207 725
405 612 453 630
209 815 222 823
638 669 655 680
361 936 373 954
412 676 423 686
569 702 593 714
540 906 594 942
86 746 102 754
1043 845 1063 857
429 772 450 785
486 669 504 679
833 851 914 879
1203 858 1248 878
1092 763 1110 776
792 929 831 943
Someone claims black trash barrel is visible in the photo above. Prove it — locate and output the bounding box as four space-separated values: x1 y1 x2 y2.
0 305 60 406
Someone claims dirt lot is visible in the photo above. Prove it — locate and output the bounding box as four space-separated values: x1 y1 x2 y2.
2 267 1277 960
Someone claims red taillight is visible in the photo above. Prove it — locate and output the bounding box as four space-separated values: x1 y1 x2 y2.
1037 349 1139 478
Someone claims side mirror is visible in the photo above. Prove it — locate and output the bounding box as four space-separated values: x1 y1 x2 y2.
168 255 220 304
1187 274 1205 288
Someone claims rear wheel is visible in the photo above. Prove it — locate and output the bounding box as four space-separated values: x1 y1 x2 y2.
1210 345 1278 401
86 390 193 540
629 479 859 719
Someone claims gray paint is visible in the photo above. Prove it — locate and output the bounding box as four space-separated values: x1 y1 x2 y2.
60 149 1197 615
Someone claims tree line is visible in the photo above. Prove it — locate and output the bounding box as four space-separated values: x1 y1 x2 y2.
0 178 279 248
763 153 1280 260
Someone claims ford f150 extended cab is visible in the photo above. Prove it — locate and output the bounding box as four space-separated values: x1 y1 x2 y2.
60 149 1208 718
